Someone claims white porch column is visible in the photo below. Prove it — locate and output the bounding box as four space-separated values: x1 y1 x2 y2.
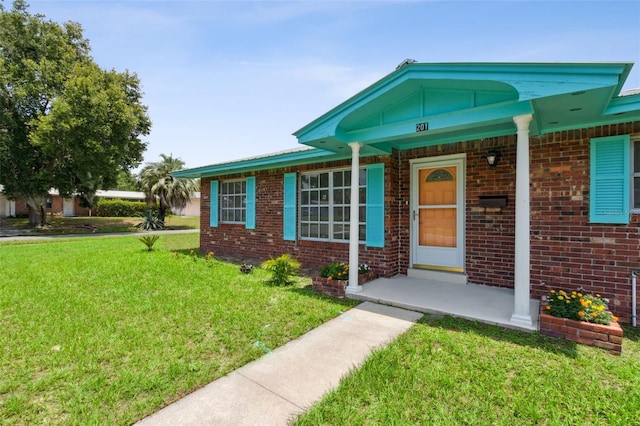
511 114 534 327
346 142 363 293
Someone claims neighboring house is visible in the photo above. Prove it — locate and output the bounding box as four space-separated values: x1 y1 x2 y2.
174 62 640 326
171 192 201 217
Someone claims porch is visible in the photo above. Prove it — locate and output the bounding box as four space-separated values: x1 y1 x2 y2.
348 276 540 332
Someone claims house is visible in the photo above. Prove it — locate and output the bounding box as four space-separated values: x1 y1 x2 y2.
174 62 640 326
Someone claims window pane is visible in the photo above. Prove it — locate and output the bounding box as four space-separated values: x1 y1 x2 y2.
320 207 329 221
359 187 366 203
301 223 309 237
301 192 309 205
310 223 318 238
334 172 343 187
359 206 366 221
301 174 310 189
309 174 318 188
635 177 640 208
334 207 343 222
319 223 329 239
334 189 343 204
310 191 318 204
320 190 329 204
359 224 366 241
344 170 351 185
359 169 366 186
301 207 310 221
345 188 351 203
320 172 329 188
310 207 319 221
635 141 640 172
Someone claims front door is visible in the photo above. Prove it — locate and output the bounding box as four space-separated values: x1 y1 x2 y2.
411 155 465 271
63 198 75 217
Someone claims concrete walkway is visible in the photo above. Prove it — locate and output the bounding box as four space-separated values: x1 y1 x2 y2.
0 228 198 240
136 302 422 426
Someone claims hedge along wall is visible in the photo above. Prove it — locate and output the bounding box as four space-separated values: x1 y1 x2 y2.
199 155 396 277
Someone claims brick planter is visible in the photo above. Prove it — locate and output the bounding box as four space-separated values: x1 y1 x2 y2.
539 313 623 355
311 271 378 298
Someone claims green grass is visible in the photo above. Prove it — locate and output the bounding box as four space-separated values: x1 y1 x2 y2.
1 215 199 234
0 233 356 424
295 315 640 425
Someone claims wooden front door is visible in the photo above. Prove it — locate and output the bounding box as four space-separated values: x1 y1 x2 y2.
411 156 465 271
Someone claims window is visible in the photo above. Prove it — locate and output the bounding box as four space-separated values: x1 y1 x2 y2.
633 139 640 209
220 180 246 223
300 168 366 242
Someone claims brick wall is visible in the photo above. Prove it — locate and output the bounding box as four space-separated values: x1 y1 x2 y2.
200 155 395 277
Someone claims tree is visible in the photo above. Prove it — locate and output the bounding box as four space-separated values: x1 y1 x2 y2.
0 1 150 226
139 154 199 222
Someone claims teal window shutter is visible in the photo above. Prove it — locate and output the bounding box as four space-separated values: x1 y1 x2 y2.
283 173 297 240
210 180 219 227
246 176 256 229
590 135 630 224
366 163 385 247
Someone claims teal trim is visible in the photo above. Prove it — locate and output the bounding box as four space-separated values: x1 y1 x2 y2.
246 176 256 229
210 180 219 227
366 163 385 247
283 173 297 240
589 135 630 224
172 148 349 179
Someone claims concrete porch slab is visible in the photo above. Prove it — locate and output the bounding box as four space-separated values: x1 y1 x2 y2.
349 276 539 332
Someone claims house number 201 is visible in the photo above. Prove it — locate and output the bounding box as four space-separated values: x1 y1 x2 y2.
416 122 428 132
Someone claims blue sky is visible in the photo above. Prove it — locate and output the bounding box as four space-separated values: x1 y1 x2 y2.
24 0 640 171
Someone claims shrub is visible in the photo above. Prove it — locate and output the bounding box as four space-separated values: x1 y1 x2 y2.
261 254 300 286
137 210 164 231
139 235 159 251
96 199 149 217
319 262 370 280
543 288 618 325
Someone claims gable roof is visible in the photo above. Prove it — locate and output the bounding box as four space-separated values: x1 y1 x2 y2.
176 62 640 178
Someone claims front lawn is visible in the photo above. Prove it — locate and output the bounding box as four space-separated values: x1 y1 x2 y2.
0 233 355 424
295 315 640 425
1 215 199 235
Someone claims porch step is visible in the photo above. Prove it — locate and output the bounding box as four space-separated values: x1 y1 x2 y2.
407 268 467 285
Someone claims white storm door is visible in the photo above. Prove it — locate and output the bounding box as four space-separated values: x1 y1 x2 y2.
411 156 465 271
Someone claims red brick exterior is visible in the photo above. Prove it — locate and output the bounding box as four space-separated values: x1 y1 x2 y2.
200 121 640 323
539 313 623 355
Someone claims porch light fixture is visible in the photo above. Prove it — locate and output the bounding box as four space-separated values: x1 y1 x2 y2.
486 150 500 167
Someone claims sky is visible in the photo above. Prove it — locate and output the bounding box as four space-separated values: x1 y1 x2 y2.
20 0 640 171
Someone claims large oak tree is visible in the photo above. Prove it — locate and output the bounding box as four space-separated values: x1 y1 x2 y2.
0 0 150 225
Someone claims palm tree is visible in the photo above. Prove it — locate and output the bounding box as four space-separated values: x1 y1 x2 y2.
139 154 199 222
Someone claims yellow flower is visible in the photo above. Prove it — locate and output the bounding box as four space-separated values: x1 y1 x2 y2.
560 290 567 295
572 291 577 295
566 300 570 304
613 316 619 322
558 295 564 300
597 305 604 311
596 294 601 297
550 290 556 294
591 312 598 317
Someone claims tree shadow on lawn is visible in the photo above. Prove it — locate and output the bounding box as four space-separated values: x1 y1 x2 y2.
418 313 583 358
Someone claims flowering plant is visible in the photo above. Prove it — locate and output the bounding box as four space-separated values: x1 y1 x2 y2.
544 288 618 325
319 262 371 280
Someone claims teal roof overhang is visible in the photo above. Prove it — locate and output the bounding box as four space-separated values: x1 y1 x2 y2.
172 147 351 179
293 62 638 153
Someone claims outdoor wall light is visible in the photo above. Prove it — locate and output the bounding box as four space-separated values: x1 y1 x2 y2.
486 150 500 167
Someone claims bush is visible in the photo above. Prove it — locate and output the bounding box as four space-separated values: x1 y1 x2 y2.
544 288 618 325
96 199 149 217
139 235 159 251
137 210 164 231
261 254 300 286
319 262 370 280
